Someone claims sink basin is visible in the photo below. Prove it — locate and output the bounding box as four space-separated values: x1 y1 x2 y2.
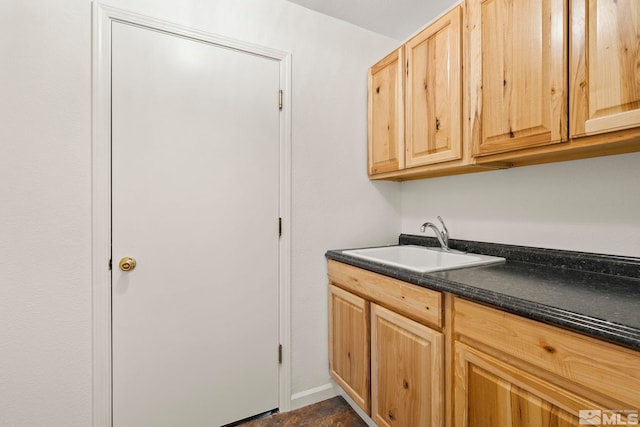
342 245 505 273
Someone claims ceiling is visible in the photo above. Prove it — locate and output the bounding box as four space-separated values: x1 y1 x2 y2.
286 0 459 41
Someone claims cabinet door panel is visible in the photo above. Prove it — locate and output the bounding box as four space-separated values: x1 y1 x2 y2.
468 365 577 426
329 285 370 414
406 6 462 167
455 343 602 427
371 304 443 427
368 48 404 175
571 0 640 136
454 297 640 410
468 0 568 157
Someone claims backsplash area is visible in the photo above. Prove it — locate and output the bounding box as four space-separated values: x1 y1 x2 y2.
399 152 640 258
399 234 640 279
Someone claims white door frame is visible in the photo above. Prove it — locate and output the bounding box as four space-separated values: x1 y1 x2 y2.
91 4 292 426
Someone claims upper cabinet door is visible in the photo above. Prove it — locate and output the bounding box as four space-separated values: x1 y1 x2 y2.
368 48 404 175
405 7 462 168
570 0 640 137
467 0 568 157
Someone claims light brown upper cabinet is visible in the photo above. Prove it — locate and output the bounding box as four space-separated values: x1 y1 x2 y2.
405 6 462 168
369 7 471 180
368 0 640 180
466 0 568 157
368 48 404 175
570 0 640 137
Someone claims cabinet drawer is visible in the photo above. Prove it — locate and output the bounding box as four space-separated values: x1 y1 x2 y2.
328 260 442 328
454 297 640 408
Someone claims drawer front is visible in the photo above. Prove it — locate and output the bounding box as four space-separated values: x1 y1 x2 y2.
328 260 442 328
454 297 640 408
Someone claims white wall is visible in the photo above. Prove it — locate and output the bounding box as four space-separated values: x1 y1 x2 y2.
401 153 640 257
10 1 635 425
0 1 93 426
0 0 399 425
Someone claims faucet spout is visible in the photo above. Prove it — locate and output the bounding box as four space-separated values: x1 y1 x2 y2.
420 221 449 251
437 216 449 248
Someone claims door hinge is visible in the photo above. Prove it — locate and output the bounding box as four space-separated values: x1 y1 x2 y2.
278 89 283 110
278 344 283 364
108 259 112 271
278 217 282 237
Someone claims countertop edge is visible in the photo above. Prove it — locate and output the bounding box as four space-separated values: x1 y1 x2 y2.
325 250 640 351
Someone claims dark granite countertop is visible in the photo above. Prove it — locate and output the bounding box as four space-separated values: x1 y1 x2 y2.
325 234 640 351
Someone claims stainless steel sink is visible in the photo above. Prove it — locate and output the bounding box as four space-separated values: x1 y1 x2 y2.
342 245 505 273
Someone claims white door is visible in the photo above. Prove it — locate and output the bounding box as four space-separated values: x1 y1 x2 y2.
111 22 281 427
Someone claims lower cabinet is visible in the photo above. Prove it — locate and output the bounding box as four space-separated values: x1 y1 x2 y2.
371 304 443 427
455 343 587 426
328 260 444 427
328 285 370 413
328 261 640 426
453 297 640 427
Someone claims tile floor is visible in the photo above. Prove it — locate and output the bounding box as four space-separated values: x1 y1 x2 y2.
233 396 367 427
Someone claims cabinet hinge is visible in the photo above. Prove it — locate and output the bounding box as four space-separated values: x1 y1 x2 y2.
279 217 282 237
278 344 283 364
278 89 283 110
108 259 112 271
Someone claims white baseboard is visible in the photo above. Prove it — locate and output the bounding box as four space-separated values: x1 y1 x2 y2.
289 382 337 410
333 383 377 427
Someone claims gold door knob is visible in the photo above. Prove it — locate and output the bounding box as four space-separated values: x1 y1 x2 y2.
119 257 137 272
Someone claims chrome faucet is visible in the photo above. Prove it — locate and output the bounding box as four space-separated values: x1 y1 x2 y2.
420 216 450 251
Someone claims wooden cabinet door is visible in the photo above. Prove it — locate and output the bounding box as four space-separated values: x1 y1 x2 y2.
405 6 462 167
467 0 568 157
454 343 599 427
570 0 640 137
368 48 404 175
371 304 443 427
328 285 370 414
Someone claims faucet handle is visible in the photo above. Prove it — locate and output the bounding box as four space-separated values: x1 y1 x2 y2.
437 216 449 245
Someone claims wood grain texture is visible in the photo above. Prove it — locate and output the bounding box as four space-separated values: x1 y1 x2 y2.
405 6 462 167
371 304 443 427
472 126 640 166
368 0 640 181
443 293 455 427
467 0 568 157
570 0 640 137
328 260 442 328
368 48 404 175
328 285 370 414
455 343 596 427
454 297 640 410
367 162 504 182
